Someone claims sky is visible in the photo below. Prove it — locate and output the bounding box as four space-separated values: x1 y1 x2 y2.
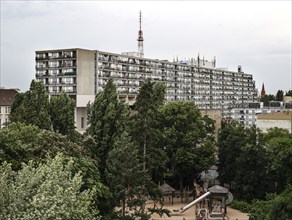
1 0 291 95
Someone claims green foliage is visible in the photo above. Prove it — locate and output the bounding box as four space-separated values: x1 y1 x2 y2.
0 123 111 218
233 130 273 201
9 92 25 123
249 185 292 220
106 132 147 216
10 80 78 135
106 132 169 219
218 124 292 205
130 80 167 181
0 154 100 220
275 90 284 101
0 123 82 170
20 80 51 129
264 128 292 192
86 77 130 181
260 94 275 106
49 91 76 136
230 200 252 213
160 101 216 190
218 124 273 201
286 90 292 96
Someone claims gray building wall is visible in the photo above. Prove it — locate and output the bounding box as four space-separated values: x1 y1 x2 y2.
35 48 258 133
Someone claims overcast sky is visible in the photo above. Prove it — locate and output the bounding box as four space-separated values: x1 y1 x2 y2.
1 0 291 95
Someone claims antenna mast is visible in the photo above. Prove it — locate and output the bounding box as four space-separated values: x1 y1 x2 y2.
137 10 144 55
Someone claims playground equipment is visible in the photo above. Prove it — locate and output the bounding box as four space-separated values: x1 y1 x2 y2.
174 185 232 220
179 191 211 213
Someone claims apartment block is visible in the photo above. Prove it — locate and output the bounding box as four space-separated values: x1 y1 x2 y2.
35 48 258 132
0 88 19 129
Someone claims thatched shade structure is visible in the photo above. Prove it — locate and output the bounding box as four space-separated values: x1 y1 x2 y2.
160 182 176 205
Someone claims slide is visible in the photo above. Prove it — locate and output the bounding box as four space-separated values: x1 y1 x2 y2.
179 191 211 213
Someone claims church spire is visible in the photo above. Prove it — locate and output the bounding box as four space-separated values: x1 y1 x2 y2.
261 83 266 97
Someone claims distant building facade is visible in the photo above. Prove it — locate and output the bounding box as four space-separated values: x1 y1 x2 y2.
0 88 19 129
229 101 292 130
257 111 292 133
35 48 258 132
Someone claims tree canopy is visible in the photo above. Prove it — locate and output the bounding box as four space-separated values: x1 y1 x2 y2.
49 91 76 136
218 123 292 202
130 80 167 181
10 80 51 130
0 154 100 220
160 101 216 190
86 77 130 181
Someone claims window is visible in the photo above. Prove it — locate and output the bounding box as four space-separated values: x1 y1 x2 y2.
81 117 84 129
0 107 2 114
5 107 11 114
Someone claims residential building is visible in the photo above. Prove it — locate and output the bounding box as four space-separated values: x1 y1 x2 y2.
35 48 258 132
230 101 292 128
257 111 292 133
0 88 19 128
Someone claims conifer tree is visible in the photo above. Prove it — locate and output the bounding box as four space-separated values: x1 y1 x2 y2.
130 80 167 181
86 78 129 181
106 131 148 218
10 80 51 130
49 91 75 136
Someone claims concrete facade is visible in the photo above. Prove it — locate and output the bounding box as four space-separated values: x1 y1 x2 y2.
257 112 292 133
35 48 258 132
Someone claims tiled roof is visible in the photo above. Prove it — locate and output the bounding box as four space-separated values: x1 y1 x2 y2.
0 89 19 106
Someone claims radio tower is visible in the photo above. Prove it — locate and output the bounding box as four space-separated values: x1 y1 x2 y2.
137 11 144 56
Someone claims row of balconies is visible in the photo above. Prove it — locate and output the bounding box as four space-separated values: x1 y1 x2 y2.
36 51 76 60
45 85 77 94
36 71 76 77
97 65 255 86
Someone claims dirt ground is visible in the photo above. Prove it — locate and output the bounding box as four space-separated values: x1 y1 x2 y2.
148 197 249 220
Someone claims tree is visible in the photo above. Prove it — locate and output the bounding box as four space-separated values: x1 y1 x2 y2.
0 123 82 170
106 132 169 220
249 185 292 220
49 91 76 136
9 92 25 123
130 80 167 182
159 101 216 191
106 132 149 219
233 138 273 201
218 124 274 201
260 94 275 106
218 122 246 185
86 78 130 181
286 90 292 96
0 154 100 220
10 80 51 130
264 128 292 192
276 90 284 101
0 122 111 218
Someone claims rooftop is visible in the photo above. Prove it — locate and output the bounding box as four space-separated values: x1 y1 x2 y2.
0 88 19 106
257 111 292 120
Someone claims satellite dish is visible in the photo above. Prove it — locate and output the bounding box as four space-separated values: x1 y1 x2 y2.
226 192 233 205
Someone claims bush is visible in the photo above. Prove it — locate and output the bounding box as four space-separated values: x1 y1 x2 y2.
230 200 252 213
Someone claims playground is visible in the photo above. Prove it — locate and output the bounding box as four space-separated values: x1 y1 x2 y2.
149 196 249 220
149 198 249 220
148 183 249 220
